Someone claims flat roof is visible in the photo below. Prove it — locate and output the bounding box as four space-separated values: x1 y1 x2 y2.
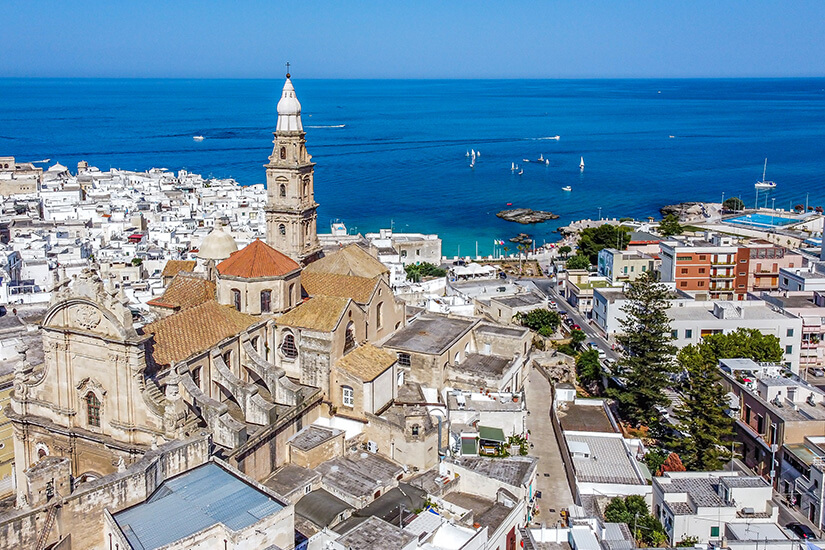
451 353 513 377
295 488 352 529
288 425 343 452
493 293 544 308
557 401 616 434
335 516 416 550
565 434 644 485
474 323 529 338
114 462 284 549
446 456 538 487
263 464 320 498
383 314 476 355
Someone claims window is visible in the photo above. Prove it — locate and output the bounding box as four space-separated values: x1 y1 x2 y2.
698 268 706 274
345 322 356 352
260 290 272 313
787 328 794 337
685 329 692 338
232 289 241 311
398 353 411 367
252 336 260 353
680 268 688 274
279 183 286 197
304 484 311 494
698 281 704 287
223 350 232 368
680 281 687 287
699 255 707 261
280 146 286 159
671 330 678 339
711 526 720 538
86 392 101 427
786 345 793 354
342 386 354 407
281 333 298 359
192 367 201 388
377 301 384 329
411 424 420 436
288 283 295 307
401 250 407 258
279 224 286 236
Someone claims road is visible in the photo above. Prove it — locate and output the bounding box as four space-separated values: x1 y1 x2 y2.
525 277 620 362
525 364 574 526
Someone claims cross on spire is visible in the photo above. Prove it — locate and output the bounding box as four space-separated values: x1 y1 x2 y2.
285 62 291 79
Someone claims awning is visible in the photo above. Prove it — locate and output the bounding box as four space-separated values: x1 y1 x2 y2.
478 426 506 443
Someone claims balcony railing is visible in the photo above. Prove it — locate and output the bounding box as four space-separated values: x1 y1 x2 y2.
711 273 735 279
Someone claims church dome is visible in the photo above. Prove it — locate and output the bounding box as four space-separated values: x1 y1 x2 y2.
276 77 303 133
197 226 238 261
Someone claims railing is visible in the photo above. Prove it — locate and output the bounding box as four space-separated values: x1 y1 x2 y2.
711 273 735 279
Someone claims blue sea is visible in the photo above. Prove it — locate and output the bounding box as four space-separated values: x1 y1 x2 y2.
1 78 824 257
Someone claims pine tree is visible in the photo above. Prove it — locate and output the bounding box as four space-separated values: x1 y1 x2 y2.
671 344 734 470
609 272 677 428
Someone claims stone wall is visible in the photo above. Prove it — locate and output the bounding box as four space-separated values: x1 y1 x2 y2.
0 436 209 550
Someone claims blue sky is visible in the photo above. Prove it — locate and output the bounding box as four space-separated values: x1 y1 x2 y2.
3 1 824 78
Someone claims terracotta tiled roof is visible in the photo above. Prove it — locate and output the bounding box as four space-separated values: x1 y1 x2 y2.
301 272 379 304
303 244 388 278
336 344 396 382
161 260 196 278
147 273 216 311
141 300 259 365
276 296 351 332
217 239 300 279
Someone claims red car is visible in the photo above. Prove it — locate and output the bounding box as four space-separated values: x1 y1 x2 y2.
572 324 581 330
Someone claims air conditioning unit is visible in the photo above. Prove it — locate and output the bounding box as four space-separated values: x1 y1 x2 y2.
367 441 378 454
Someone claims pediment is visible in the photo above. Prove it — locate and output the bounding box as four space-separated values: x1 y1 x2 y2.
43 299 133 340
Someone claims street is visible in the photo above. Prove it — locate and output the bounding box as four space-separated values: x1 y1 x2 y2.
525 364 574 525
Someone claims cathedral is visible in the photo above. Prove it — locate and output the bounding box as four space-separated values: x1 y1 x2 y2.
7 73 404 505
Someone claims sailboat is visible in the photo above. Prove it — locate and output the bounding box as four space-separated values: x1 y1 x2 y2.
538 154 544 162
545 159 550 165
518 169 524 175
477 151 481 157
754 158 776 189
466 150 470 157
579 156 585 170
511 162 515 171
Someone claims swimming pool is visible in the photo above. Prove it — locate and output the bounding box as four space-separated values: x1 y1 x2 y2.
726 214 799 228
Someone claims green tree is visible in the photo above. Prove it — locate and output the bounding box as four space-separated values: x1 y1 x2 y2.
566 254 591 270
576 349 602 386
723 197 745 211
131 257 143 266
671 344 734 470
570 328 587 349
406 262 447 282
699 328 783 363
515 309 561 336
658 214 683 237
608 272 677 429
577 224 632 264
558 245 572 258
604 495 667 547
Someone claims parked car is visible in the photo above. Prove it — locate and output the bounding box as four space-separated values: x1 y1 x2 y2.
809 367 825 378
572 324 581 330
564 318 574 327
786 523 816 540
597 349 607 359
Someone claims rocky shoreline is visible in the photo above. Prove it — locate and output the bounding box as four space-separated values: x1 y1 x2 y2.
496 208 559 224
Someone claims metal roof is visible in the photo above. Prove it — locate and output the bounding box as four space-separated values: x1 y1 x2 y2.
114 462 284 549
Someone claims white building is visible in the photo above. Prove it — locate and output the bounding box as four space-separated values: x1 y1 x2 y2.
652 471 777 546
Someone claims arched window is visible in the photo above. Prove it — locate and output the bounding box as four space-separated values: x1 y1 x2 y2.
464 342 470 357
376 301 384 329
260 290 272 313
192 367 201 388
86 392 101 427
280 146 286 159
281 332 298 359
279 184 286 197
251 336 260 354
279 224 286 236
344 321 356 353
454 352 461 365
232 289 241 311
223 350 233 368
288 283 295 307
342 386 354 407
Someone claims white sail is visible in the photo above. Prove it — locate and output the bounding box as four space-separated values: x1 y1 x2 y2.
466 150 470 157
579 156 585 169
477 151 481 157
511 162 515 171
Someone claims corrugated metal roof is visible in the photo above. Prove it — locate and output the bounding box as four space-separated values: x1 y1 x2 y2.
114 462 284 549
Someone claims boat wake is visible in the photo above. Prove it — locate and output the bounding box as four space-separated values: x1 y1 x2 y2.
531 135 561 141
306 124 346 128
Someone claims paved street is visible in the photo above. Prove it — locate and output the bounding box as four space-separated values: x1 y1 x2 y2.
525 364 574 526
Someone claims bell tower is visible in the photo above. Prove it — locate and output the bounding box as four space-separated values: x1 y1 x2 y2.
265 68 322 265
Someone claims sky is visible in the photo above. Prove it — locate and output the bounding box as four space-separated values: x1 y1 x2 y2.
3 1 825 79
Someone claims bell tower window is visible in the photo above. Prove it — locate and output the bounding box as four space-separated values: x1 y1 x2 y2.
279 184 286 197
279 224 286 236
86 392 101 427
280 146 286 159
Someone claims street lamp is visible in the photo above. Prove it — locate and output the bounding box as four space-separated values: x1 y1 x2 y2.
598 207 602 221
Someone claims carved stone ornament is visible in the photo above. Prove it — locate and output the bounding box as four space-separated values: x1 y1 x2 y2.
75 305 102 330
76 377 107 397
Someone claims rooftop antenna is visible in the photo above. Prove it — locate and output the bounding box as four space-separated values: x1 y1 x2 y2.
285 61 291 78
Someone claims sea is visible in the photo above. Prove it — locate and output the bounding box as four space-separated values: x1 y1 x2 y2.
1 78 824 257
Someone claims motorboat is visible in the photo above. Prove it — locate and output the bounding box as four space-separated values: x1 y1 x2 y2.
562 186 572 191
193 136 204 141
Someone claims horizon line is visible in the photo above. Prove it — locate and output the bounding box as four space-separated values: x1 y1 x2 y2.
2 75 825 81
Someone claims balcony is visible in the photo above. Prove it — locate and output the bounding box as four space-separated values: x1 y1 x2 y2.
711 273 735 279
804 325 823 334
754 270 780 276
802 340 821 350
712 261 736 267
